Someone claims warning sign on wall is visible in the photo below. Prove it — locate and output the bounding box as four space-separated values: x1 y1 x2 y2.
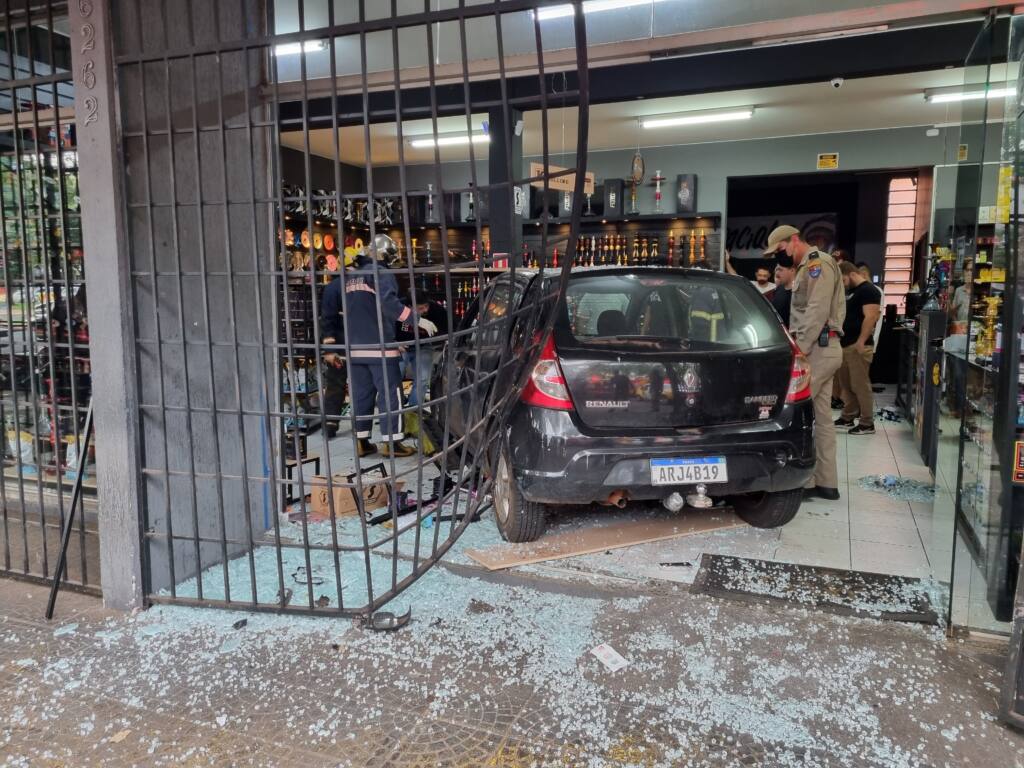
816 153 839 170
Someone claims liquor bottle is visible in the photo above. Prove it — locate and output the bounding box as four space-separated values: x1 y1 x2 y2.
588 236 596 267
641 237 649 265
522 241 530 268
630 237 638 266
466 184 476 223
473 276 479 293
457 281 464 298
689 231 696 265
668 235 675 267
700 228 707 260
552 248 559 269
433 273 441 290
471 239 478 262
651 238 659 265
531 250 539 269
602 236 609 265
425 240 433 266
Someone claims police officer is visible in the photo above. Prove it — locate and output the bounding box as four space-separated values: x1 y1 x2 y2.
320 235 436 458
764 225 845 501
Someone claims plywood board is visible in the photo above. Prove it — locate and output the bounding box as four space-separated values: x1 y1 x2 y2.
466 510 743 571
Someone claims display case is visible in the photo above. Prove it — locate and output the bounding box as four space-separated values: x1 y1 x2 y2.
951 40 1024 624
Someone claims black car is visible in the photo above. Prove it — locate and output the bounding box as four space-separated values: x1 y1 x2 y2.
434 267 815 543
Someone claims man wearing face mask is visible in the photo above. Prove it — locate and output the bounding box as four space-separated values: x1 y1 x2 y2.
764 225 846 501
771 254 796 328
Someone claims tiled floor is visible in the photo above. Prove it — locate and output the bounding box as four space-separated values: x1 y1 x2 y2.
555 392 1010 633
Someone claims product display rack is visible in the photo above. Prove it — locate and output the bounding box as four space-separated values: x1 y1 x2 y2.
0 140 92 494
949 81 1024 622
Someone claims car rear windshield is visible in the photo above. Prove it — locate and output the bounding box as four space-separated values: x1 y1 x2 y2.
556 271 788 351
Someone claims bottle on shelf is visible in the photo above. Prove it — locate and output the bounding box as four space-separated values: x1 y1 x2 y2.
651 237 659 265
425 240 433 266
689 231 696 265
699 228 707 261
668 235 675 267
552 247 559 269
522 241 530 268
641 237 649 266
631 237 639 266
471 239 478 262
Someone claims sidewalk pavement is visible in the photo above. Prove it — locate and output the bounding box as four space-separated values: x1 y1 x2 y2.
2 554 1024 767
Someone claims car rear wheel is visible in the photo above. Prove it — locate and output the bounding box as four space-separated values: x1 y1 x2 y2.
493 448 548 543
730 488 803 528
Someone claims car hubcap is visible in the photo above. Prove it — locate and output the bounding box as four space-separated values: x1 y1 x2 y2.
496 455 510 524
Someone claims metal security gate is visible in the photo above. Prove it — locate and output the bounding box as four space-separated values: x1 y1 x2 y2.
0 1 97 593
112 0 589 617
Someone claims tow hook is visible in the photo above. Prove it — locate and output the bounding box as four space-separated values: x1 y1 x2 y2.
685 484 713 509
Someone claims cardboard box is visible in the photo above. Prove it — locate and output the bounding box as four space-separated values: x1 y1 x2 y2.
307 475 404 520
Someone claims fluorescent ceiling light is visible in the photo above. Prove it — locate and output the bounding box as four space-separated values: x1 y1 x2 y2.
537 0 667 22
925 84 1015 103
409 133 490 148
274 40 327 56
641 108 754 129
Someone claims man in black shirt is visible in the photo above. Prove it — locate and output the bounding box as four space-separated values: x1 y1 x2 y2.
835 261 882 435
771 255 796 327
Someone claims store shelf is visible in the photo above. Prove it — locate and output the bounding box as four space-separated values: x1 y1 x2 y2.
523 211 722 226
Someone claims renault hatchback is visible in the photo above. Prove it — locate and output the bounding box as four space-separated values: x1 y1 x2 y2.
435 267 815 543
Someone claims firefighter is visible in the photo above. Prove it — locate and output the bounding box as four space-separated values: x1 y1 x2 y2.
320 235 436 457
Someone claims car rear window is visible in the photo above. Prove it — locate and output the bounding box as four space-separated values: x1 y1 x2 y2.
557 271 788 351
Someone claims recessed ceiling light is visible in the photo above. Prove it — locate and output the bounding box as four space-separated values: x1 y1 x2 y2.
408 133 491 149
274 40 327 56
924 84 1015 103
641 108 754 129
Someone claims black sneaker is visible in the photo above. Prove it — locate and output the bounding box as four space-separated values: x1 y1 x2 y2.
834 417 855 428
848 424 875 436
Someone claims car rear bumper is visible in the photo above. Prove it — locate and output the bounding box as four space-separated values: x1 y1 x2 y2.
508 403 815 504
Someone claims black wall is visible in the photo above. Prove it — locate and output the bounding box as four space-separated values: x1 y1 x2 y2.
727 170 905 281
280 146 365 192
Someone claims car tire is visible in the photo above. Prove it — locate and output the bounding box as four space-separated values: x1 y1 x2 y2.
493 447 548 543
731 488 803 529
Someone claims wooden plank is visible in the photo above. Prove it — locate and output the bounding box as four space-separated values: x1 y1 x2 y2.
466 509 744 570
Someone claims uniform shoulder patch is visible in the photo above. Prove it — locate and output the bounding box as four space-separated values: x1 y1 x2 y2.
807 259 822 279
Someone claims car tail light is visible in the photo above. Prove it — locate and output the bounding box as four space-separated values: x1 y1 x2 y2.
785 334 812 404
521 334 574 410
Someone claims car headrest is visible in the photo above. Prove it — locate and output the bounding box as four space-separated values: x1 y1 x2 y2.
596 309 627 336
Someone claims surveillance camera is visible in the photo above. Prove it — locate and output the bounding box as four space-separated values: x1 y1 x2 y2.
830 77 844 89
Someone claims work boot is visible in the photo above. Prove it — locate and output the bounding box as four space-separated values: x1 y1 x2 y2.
356 438 377 457
381 440 416 458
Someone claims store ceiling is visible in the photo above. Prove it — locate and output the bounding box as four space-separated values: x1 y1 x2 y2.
280 64 1009 167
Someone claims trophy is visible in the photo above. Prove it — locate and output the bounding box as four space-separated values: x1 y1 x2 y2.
584 188 594 216
628 150 644 215
650 169 666 214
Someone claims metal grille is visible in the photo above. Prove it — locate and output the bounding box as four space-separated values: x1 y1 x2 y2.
113 0 589 616
0 1 97 593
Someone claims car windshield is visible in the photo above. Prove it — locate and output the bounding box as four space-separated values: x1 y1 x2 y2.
557 271 788 351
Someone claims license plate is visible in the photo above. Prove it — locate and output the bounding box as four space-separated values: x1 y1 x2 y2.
650 457 728 486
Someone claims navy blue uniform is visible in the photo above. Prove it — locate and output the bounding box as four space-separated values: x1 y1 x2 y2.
321 256 411 441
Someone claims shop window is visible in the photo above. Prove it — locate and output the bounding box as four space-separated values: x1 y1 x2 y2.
883 177 917 312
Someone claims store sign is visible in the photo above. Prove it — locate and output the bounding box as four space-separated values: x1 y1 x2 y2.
1013 441 1024 484
816 152 839 170
725 212 837 260
529 162 595 195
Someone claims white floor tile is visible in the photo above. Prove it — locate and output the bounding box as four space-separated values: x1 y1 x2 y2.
778 529 851 559
850 523 923 549
784 515 849 540
849 510 919 533
851 540 930 573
